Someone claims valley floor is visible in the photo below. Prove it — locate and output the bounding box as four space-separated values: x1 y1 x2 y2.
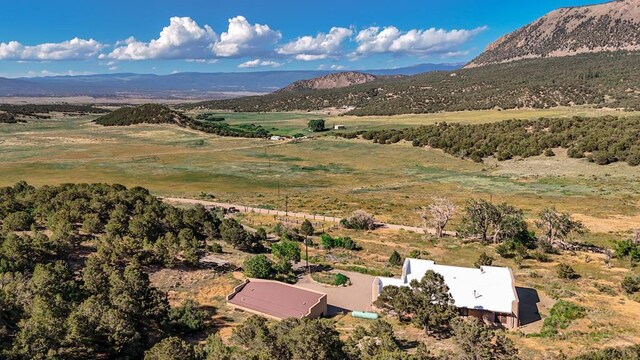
2 108 640 357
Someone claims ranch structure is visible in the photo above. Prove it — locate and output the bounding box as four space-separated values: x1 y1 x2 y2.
227 279 328 320
372 259 520 328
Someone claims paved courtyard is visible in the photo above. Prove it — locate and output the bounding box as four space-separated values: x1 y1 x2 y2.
296 270 376 316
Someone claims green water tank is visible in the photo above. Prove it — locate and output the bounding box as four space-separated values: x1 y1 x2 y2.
351 311 379 320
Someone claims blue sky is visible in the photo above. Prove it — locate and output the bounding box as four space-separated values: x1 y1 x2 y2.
0 0 605 77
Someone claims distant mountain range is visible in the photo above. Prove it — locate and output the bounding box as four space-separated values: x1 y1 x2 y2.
0 63 460 99
466 0 640 68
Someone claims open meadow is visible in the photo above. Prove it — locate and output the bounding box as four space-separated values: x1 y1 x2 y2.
2 108 640 357
1 108 639 232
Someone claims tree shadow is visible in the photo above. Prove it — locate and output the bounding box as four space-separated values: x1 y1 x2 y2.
326 305 349 317
516 286 542 326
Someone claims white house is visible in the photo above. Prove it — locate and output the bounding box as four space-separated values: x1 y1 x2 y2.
372 259 520 328
333 125 346 130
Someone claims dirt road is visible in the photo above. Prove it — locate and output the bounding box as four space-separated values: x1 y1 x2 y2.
163 197 456 236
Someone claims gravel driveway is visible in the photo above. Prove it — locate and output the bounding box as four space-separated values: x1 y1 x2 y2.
296 270 376 316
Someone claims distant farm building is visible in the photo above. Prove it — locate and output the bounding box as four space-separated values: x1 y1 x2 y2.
227 279 328 320
333 125 346 130
270 135 283 141
372 259 520 328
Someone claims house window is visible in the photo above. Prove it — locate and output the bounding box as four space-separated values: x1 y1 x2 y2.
460 308 469 316
497 314 508 324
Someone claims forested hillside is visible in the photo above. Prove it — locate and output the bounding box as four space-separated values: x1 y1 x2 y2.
95 104 271 138
337 116 640 166
0 183 222 358
0 104 108 121
94 104 190 126
183 51 640 116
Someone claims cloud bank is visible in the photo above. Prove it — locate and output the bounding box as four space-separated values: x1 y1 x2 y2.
0 38 103 61
0 17 485 64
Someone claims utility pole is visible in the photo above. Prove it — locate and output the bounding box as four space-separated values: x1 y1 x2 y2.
285 195 289 216
305 236 310 274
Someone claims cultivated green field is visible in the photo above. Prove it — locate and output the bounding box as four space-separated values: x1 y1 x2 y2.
190 107 635 136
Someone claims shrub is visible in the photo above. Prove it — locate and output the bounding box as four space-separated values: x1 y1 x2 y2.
557 263 579 280
544 149 555 157
341 210 376 230
389 250 403 267
208 242 223 253
313 272 350 286
622 275 640 294
2 211 34 231
168 299 208 334
473 252 493 268
320 234 359 250
538 300 585 338
307 119 326 132
530 251 551 262
333 273 350 286
243 255 273 279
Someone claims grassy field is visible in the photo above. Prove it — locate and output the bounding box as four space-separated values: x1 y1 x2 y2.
189 107 638 136
3 108 640 358
155 210 640 358
1 110 640 235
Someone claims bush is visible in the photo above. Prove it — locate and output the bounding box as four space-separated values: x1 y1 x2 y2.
557 263 579 280
544 149 555 157
473 252 493 268
312 272 350 286
320 234 359 250
341 210 376 230
530 251 551 262
622 275 640 294
208 242 223 253
144 337 194 360
389 250 403 267
243 255 273 279
168 299 208 334
333 273 350 286
589 151 617 165
2 211 34 231
538 300 585 338
307 119 326 132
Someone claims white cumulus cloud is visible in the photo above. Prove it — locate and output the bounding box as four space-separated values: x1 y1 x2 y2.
354 26 487 56
107 17 217 60
213 16 281 57
238 59 283 68
0 38 104 61
277 27 352 61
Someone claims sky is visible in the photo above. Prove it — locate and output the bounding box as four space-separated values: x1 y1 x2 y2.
0 0 606 78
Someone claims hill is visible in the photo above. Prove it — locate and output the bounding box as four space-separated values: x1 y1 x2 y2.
467 0 640 68
276 72 378 93
0 63 459 99
182 51 640 115
94 104 271 138
94 104 189 126
337 115 640 166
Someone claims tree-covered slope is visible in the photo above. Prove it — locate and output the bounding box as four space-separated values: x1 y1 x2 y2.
182 51 640 116
94 104 189 126
336 115 640 166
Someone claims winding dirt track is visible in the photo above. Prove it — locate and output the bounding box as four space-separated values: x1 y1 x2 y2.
162 197 456 236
